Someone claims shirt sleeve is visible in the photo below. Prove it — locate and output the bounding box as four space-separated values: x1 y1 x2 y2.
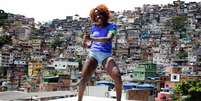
108 24 117 36
91 24 95 34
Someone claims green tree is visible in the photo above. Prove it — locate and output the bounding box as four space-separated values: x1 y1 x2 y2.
11 21 22 28
175 80 201 101
0 10 12 32
176 49 188 59
109 16 118 22
166 16 187 32
0 35 12 48
0 66 5 78
0 10 8 26
50 36 64 50
175 81 191 95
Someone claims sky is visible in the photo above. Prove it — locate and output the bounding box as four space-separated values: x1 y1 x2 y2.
0 0 200 22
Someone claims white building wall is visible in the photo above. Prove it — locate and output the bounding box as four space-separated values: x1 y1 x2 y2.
53 60 79 76
188 52 197 63
153 53 170 65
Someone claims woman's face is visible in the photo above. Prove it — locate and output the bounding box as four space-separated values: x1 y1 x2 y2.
95 15 104 26
94 10 107 26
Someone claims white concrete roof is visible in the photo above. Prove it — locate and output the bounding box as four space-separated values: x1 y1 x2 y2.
0 91 76 101
49 96 134 101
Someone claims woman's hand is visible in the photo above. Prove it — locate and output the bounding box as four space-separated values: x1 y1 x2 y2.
82 33 91 48
83 32 90 40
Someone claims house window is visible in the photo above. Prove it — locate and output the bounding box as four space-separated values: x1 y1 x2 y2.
173 75 177 80
72 79 77 83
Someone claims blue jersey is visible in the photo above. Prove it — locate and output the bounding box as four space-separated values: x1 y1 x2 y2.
90 23 117 53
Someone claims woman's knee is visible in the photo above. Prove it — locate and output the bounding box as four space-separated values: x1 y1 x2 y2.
80 76 90 84
111 68 121 79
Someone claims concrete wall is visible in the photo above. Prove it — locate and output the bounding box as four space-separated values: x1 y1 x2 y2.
84 86 109 97
127 89 155 101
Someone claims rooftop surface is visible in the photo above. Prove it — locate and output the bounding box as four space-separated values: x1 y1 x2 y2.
49 96 133 101
0 91 76 101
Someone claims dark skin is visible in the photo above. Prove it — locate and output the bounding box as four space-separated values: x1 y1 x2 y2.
78 16 122 101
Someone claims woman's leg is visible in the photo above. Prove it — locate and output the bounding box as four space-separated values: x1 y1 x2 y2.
78 57 98 101
103 57 122 101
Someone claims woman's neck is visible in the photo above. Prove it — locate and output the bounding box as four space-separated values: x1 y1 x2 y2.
96 22 108 28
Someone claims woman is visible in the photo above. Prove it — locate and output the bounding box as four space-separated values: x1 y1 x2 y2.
78 4 122 101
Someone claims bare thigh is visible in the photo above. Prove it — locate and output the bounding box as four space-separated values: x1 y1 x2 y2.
81 57 98 78
102 57 121 77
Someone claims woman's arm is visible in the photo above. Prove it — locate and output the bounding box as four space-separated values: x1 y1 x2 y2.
90 31 114 42
82 33 91 48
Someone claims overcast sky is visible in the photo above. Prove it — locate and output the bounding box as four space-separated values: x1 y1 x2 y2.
0 0 200 22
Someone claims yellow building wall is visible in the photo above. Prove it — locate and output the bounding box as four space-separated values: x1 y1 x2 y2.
28 61 43 77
